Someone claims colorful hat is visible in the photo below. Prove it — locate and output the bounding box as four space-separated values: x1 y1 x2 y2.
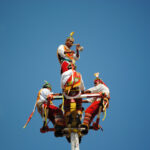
66 32 75 42
94 72 103 84
43 80 52 89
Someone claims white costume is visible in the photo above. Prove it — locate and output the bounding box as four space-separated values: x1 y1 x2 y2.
61 69 85 99
37 88 53 105
36 88 53 120
57 45 79 63
86 84 110 103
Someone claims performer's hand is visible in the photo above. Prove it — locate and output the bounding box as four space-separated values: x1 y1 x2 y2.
64 50 74 54
99 92 106 98
47 94 53 101
76 44 80 51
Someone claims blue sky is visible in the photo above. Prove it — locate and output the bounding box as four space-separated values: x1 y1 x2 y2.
0 0 150 150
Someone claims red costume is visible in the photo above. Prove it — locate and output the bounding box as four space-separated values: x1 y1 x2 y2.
82 76 110 128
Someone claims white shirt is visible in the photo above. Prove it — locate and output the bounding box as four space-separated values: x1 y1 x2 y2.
37 88 53 104
57 45 79 63
86 84 110 103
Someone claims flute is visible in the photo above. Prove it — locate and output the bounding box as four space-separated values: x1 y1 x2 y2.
72 44 84 51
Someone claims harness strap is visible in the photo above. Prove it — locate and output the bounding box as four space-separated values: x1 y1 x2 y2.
102 102 107 121
61 95 65 113
44 105 48 126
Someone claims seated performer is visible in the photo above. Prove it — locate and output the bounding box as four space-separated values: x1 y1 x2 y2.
60 60 84 98
36 81 65 137
61 65 85 118
81 73 110 135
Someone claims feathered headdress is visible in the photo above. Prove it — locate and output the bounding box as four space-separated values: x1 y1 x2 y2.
94 72 99 78
66 31 75 42
94 72 103 84
43 80 52 89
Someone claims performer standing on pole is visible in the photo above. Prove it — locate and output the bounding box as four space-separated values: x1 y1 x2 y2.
57 32 81 65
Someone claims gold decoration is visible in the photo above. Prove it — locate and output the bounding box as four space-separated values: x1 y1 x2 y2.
70 32 74 37
94 72 99 78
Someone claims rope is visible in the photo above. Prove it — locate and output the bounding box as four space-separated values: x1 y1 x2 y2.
44 105 48 126
61 95 65 113
102 102 107 121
